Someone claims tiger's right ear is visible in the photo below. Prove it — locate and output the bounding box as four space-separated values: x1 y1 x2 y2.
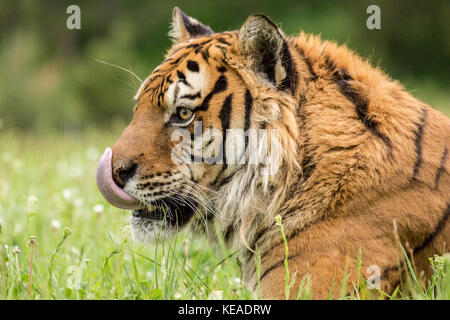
238 14 297 93
169 7 214 43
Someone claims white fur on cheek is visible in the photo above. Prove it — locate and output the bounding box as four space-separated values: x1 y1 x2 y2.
166 81 177 108
123 176 140 201
175 70 208 105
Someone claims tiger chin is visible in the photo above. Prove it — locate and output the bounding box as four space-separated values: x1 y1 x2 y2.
96 7 450 299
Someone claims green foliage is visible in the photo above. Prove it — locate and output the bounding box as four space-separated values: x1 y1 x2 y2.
0 0 448 132
0 130 449 299
0 0 448 300
0 130 251 299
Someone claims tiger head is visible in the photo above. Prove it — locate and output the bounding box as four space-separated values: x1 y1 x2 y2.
96 8 300 244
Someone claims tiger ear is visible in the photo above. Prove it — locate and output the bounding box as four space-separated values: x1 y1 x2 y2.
170 7 214 42
238 14 297 92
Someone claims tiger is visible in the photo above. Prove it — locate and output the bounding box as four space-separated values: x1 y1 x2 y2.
96 7 450 299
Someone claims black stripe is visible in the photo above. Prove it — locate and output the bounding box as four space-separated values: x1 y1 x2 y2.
379 263 402 292
256 225 303 271
301 155 315 181
244 90 253 148
326 145 358 153
156 75 171 107
195 75 227 112
186 60 199 72
211 94 234 187
223 224 235 242
304 58 318 81
203 139 215 152
414 202 450 253
381 264 400 279
176 70 186 80
217 38 231 46
200 44 212 63
253 227 269 249
258 203 450 290
333 69 392 150
219 94 233 171
435 147 448 189
192 39 213 53
413 108 428 179
217 66 226 73
324 55 336 73
258 252 302 286
299 135 317 182
143 75 163 93
186 165 198 183
296 47 318 81
248 225 300 284
180 92 201 100
216 174 235 188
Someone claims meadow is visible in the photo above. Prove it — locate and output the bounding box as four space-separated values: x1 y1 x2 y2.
0 1 449 300
0 129 252 300
0 127 449 300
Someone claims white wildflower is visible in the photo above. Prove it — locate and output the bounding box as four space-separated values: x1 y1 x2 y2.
209 290 223 300
62 189 73 201
51 219 62 230
66 265 82 290
26 195 38 214
93 204 104 213
120 225 132 242
231 277 241 286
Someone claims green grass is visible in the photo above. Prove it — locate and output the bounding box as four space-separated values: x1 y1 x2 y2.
0 129 449 300
0 129 251 300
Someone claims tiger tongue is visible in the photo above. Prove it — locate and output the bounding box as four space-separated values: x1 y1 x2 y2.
96 147 141 210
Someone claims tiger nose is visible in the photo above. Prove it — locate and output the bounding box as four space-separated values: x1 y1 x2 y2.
112 162 138 188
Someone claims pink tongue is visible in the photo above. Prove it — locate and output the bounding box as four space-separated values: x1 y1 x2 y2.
96 147 140 210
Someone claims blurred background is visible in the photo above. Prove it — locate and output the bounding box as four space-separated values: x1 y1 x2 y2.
0 0 449 133
0 0 449 300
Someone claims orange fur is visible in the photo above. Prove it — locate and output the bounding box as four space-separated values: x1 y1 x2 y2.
107 9 449 299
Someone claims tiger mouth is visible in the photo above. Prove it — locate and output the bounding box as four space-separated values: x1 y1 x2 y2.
96 148 197 229
131 197 196 227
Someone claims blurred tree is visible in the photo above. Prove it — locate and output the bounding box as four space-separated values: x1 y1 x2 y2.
0 0 448 132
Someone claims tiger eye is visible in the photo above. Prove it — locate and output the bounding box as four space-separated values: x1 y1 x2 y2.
178 107 193 120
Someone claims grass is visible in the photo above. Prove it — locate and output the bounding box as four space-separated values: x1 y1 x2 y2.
0 128 449 300
0 129 251 300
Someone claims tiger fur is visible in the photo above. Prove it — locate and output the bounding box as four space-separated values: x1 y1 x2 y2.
101 8 450 299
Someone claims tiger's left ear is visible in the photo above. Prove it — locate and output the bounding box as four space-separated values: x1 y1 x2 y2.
169 7 214 42
238 14 297 92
